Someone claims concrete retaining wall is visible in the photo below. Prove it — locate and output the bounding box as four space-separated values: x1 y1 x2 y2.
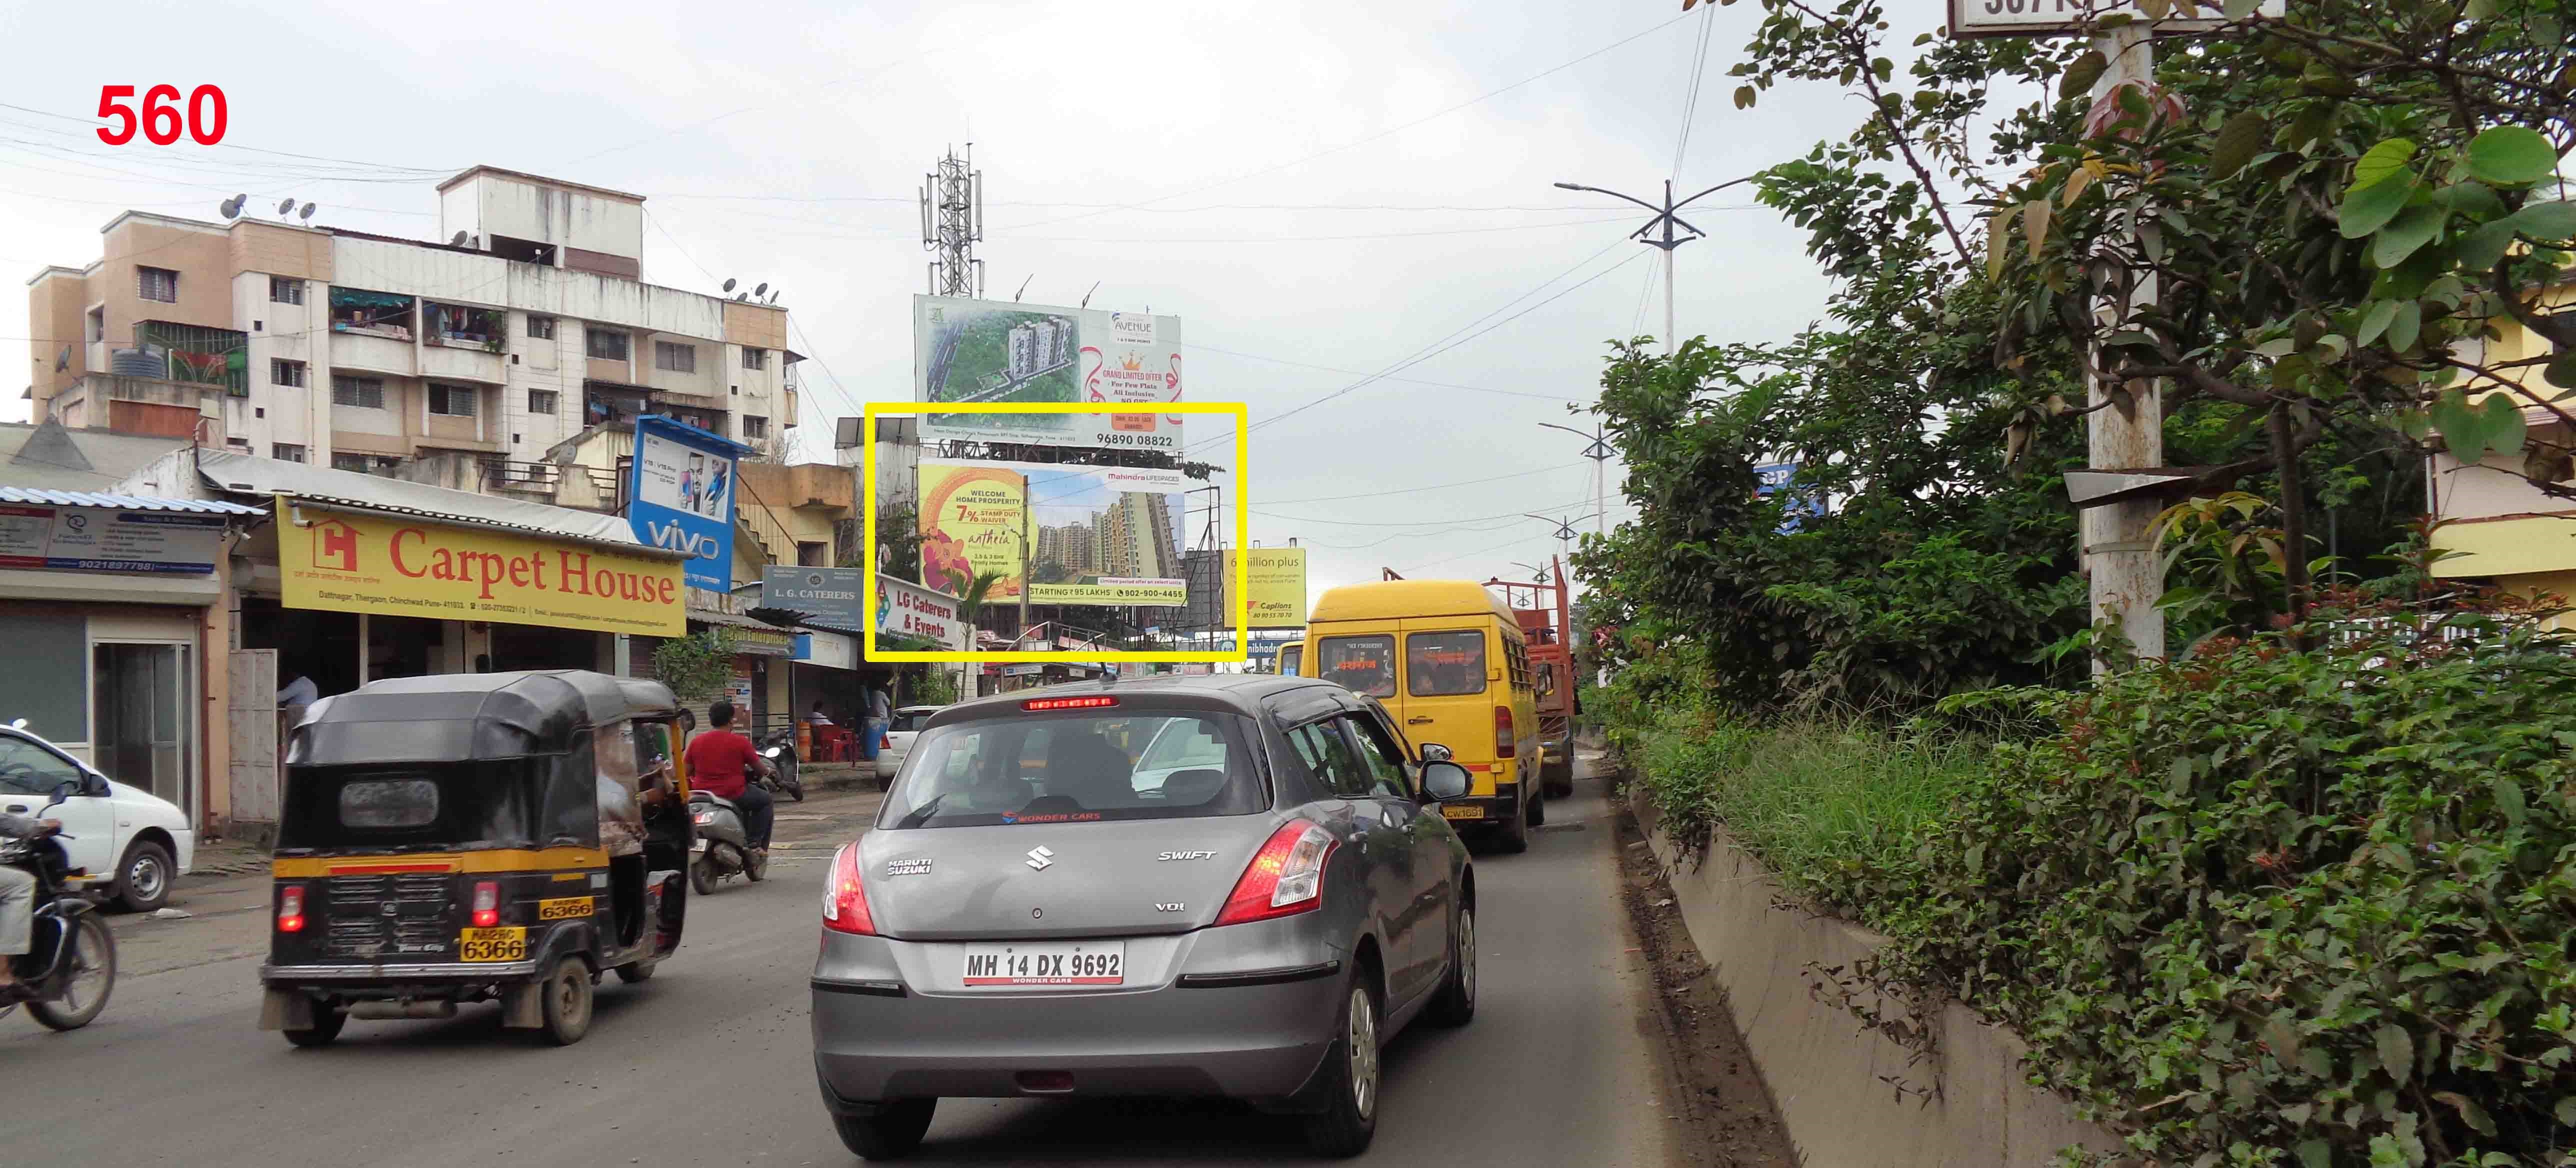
1630 786 2124 1168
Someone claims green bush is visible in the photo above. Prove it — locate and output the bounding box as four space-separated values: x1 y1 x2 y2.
1856 617 2576 1166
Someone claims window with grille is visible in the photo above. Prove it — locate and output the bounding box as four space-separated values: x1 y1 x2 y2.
586 328 628 360
526 315 556 340
428 383 478 416
270 277 304 305
331 376 385 410
741 414 769 440
272 358 306 387
654 341 696 373
272 444 306 463
528 389 560 416
742 348 767 371
138 266 178 303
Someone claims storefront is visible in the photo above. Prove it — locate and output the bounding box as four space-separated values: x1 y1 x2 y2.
0 488 266 830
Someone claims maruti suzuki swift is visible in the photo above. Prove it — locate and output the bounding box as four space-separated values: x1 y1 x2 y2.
810 674 1478 1160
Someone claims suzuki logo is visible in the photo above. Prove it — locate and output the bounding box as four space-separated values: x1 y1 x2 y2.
1024 846 1056 870
644 520 720 560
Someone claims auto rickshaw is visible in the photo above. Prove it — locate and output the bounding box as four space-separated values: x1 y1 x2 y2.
258 670 694 1046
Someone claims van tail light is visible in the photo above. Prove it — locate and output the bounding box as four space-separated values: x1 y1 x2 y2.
276 884 306 933
1494 706 1516 758
470 880 500 928
823 842 876 936
1214 820 1337 926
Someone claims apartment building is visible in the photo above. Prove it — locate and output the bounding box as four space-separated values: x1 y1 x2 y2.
2427 276 2576 610
25 166 800 480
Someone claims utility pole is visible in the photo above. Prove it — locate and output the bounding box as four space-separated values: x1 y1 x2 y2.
1539 420 1614 540
2083 24 2164 671
920 144 985 298
1525 512 1594 572
1554 174 1760 355
1018 472 1032 644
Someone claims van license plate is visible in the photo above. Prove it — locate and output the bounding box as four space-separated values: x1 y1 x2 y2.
960 942 1125 986
1441 804 1488 820
459 927 526 962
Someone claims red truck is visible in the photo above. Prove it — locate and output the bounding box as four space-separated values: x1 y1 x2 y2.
1483 556 1576 798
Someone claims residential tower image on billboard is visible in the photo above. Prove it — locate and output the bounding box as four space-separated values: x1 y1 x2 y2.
916 458 1188 608
912 295 1186 452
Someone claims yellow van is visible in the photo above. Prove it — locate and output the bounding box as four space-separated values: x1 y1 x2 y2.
1305 580 1544 851
1274 638 1304 678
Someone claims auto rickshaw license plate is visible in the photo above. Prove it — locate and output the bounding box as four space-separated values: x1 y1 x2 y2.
1442 804 1488 820
459 927 527 962
536 896 594 921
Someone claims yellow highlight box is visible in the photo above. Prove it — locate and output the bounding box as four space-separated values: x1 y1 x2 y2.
862 401 1250 664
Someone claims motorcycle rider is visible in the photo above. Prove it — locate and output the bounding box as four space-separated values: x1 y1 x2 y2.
0 811 63 997
682 700 774 858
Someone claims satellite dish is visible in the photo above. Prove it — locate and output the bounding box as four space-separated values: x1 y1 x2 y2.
298 202 316 221
735 293 748 302
753 282 768 297
450 231 470 246
278 198 296 216
722 278 737 292
54 346 71 372
218 194 245 219
766 290 780 304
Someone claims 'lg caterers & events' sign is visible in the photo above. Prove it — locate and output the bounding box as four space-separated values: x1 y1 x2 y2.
0 503 225 574
876 573 970 653
275 501 684 636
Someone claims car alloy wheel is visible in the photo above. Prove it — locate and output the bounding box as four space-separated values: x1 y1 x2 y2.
1346 984 1379 1120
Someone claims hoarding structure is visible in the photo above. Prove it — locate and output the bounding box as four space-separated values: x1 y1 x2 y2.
914 296 1186 452
918 457 1190 608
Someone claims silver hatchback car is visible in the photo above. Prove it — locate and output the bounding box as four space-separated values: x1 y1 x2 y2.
812 674 1478 1160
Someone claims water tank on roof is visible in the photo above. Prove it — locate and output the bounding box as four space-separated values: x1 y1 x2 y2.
110 347 164 378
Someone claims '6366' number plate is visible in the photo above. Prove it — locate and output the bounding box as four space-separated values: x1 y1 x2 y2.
960 942 1124 986
459 927 526 962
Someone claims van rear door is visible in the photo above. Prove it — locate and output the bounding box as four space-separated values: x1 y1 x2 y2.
1392 621 1503 797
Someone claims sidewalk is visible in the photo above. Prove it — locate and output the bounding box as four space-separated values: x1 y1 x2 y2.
188 838 272 878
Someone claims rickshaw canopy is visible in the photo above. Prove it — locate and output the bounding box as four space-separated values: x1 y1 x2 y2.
288 670 682 768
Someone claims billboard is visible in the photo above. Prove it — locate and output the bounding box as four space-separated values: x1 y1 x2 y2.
916 458 1190 608
276 501 684 636
628 415 747 592
0 503 226 574
1754 462 1828 534
764 566 864 628
1234 547 1307 628
913 295 1185 452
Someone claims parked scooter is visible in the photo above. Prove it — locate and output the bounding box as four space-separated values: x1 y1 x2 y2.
0 785 116 1030
687 789 766 894
758 732 804 802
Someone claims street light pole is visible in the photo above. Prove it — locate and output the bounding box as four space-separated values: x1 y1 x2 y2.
1553 174 1760 356
1538 420 1615 540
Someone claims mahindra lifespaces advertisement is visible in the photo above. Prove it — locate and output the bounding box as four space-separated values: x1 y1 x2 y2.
917 458 1190 608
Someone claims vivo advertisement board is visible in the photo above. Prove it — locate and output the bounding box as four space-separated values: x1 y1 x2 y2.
628 415 749 592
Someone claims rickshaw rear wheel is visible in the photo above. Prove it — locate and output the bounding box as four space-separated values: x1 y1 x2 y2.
282 1002 346 1048
538 957 594 1045
614 960 655 984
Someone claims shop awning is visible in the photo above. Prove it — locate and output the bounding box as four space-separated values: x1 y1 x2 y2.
689 607 797 656
0 487 264 514
196 448 682 559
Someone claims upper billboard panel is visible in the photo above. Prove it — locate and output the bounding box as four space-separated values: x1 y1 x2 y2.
1946 0 2282 37
913 295 1186 452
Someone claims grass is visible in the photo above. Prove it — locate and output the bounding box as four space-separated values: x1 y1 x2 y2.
1628 710 1982 922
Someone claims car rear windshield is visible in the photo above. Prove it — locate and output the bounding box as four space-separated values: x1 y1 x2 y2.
1407 630 1488 696
276 762 546 851
880 710 1266 829
890 710 938 733
1316 634 1396 698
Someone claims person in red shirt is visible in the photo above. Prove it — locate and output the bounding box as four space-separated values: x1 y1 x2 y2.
684 700 775 854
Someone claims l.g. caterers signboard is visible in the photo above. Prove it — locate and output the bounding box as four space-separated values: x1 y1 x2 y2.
0 502 224 574
876 574 970 653
276 502 684 636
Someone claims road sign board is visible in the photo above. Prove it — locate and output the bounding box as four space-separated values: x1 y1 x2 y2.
1947 0 2282 38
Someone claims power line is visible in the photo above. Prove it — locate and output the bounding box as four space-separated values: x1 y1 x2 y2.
1669 6 1720 181
1194 345 1586 404
1252 496 1596 528
1262 462 1583 504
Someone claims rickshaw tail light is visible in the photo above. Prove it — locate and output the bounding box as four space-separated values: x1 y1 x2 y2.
471 880 500 928
276 885 306 933
823 843 876 936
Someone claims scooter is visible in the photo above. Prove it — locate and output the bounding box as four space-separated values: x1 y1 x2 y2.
759 734 804 802
687 790 766 894
0 786 116 1030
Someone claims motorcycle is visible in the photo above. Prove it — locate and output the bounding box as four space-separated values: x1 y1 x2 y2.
687 789 766 894
759 734 804 802
0 785 116 1030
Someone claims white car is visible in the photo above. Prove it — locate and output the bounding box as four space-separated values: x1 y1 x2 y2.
872 705 946 786
0 722 196 911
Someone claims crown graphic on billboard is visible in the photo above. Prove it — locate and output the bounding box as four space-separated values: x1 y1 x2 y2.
1118 352 1142 372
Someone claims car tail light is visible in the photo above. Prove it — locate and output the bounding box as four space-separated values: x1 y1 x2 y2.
276 884 306 933
470 880 500 928
1214 820 1336 926
1022 695 1118 712
823 842 876 936
1494 706 1516 758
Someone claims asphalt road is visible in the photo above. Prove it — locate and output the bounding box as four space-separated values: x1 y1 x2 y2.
5 760 1688 1166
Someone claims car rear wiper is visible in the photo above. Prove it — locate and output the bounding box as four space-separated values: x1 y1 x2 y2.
893 793 948 830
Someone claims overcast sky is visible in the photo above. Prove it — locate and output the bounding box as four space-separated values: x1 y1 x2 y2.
0 0 1942 610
